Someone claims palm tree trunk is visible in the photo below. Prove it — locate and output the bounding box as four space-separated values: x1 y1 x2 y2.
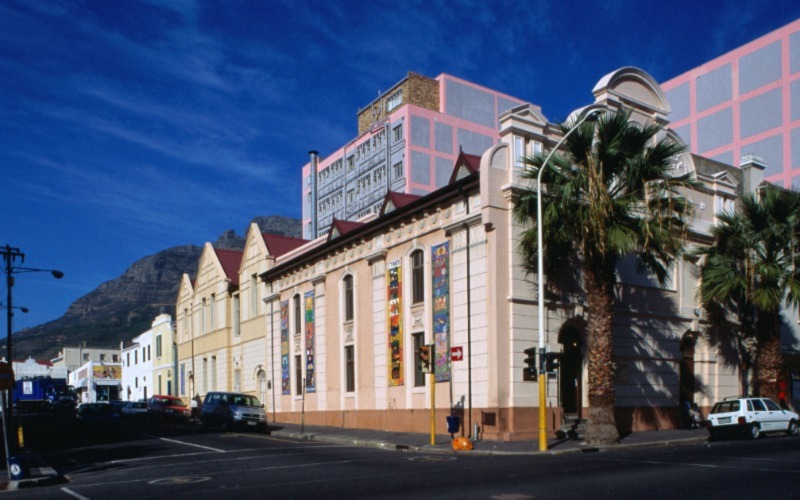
583 264 620 445
756 311 783 400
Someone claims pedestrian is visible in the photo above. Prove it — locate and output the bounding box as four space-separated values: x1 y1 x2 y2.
191 393 201 420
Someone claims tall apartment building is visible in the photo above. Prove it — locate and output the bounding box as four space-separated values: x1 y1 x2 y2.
662 18 800 188
300 72 530 239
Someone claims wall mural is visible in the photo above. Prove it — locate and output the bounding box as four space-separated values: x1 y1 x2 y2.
432 242 451 382
387 259 404 386
280 300 290 395
304 290 316 393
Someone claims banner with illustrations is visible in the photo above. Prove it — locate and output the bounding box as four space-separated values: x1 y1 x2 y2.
304 291 316 393
432 242 451 381
280 300 290 395
387 259 404 386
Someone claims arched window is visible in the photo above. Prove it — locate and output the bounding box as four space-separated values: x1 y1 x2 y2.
411 249 424 304
344 275 354 321
293 294 302 334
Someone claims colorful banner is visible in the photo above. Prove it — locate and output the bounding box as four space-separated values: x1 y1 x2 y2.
304 291 316 393
280 300 290 395
387 259 404 386
432 242 451 382
93 365 121 379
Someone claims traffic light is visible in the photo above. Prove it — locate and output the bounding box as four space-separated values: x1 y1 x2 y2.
418 344 433 373
545 352 562 372
523 347 538 374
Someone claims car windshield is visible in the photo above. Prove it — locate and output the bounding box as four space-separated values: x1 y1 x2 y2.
156 398 186 407
711 401 740 414
227 394 261 407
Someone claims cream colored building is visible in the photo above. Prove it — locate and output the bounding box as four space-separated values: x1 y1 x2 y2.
176 67 800 441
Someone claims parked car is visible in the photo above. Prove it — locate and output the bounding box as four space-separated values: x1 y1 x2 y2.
147 395 191 422
109 400 126 415
200 392 268 432
75 402 120 429
706 396 799 440
120 401 149 419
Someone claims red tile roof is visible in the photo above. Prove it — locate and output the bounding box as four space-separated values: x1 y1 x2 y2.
448 149 482 184
214 248 243 286
263 233 308 258
328 218 365 241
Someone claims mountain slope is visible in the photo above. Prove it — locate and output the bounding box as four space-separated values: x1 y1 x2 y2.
13 215 301 361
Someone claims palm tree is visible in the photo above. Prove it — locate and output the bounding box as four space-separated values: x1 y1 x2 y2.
514 108 697 445
697 186 800 400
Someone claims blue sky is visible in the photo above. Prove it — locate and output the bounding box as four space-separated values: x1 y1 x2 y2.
2 0 799 332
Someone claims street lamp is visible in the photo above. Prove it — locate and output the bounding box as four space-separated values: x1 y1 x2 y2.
1 244 63 453
535 106 604 451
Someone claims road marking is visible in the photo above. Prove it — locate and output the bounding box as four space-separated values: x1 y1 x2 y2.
61 487 90 500
593 456 800 474
140 433 226 452
159 437 226 452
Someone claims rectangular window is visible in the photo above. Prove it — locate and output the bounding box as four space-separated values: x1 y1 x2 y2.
203 358 208 394
156 335 162 358
113 354 119 363
344 275 354 321
295 354 303 395
393 161 403 180
386 89 402 112
251 274 258 317
201 298 207 334
147 345 151 361
135 351 138 364
233 294 241 337
127 353 130 367
393 124 403 142
211 356 217 391
413 333 425 387
345 345 355 392
158 375 162 395
514 136 525 168
210 293 216 330
100 354 106 361
234 369 241 393
412 250 424 303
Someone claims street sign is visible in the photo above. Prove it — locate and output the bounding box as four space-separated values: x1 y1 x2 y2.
451 346 463 362
0 363 14 390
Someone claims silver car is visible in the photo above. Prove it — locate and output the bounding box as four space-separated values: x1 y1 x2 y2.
200 392 268 432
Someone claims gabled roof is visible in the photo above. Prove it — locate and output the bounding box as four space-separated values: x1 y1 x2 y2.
214 248 243 286
263 233 308 258
328 218 365 242
448 149 482 184
381 191 422 216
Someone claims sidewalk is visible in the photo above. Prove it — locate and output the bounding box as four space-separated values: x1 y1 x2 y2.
267 421 710 455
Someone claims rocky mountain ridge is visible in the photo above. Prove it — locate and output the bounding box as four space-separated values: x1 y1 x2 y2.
13 215 301 361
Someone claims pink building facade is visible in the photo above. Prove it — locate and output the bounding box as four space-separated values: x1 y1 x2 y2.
662 18 800 188
300 73 527 240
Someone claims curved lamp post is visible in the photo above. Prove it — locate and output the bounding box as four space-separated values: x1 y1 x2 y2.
536 106 604 451
1 244 63 455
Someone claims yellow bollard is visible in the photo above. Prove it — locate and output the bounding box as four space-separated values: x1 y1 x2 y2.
17 425 24 449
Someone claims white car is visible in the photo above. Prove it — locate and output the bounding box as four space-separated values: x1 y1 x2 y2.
707 396 799 440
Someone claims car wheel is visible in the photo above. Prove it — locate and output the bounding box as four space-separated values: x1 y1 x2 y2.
749 423 761 440
220 420 230 432
787 420 799 437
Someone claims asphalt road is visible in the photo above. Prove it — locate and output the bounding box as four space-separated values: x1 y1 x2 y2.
8 414 800 499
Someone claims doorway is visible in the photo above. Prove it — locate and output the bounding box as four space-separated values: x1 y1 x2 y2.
679 333 697 405
559 325 584 416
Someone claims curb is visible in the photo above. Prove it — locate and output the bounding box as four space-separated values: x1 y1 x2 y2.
0 467 66 491
271 430 710 456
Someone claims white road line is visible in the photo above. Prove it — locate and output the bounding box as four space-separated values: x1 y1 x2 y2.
61 487 90 500
158 437 226 452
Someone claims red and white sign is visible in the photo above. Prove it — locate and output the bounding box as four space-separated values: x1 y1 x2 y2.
451 346 463 362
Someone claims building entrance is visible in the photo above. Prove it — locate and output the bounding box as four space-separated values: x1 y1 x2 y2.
559 325 583 416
